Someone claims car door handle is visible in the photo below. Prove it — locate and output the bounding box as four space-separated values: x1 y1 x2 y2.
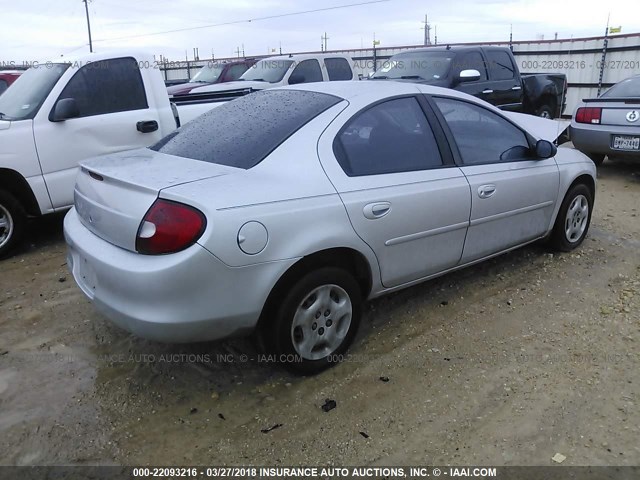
482 89 494 94
511 86 522 90
478 185 496 198
136 120 159 133
363 202 391 219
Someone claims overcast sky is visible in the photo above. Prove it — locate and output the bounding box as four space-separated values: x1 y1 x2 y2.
2 0 639 62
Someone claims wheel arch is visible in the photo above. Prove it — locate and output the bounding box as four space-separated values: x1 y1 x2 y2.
0 168 41 216
256 247 373 331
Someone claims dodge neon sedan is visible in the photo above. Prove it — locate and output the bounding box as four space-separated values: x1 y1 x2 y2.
64 82 596 373
570 75 640 165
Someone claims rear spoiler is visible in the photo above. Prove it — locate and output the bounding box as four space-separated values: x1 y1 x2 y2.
583 97 640 104
170 88 258 106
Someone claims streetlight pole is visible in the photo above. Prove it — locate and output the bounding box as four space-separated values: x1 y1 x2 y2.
83 0 93 53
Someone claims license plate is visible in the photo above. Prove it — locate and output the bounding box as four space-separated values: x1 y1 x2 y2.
611 135 640 151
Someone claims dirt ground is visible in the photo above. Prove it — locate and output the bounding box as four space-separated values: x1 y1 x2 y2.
1 155 639 467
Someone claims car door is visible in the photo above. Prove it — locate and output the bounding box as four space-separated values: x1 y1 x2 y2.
33 57 164 209
431 96 559 264
483 49 523 111
318 96 471 288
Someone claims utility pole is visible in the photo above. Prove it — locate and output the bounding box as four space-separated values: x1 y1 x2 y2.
321 32 329 52
422 14 431 46
234 46 241 58
434 25 438 45
279 42 282 55
82 0 93 53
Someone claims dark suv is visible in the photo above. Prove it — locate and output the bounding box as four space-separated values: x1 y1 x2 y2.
167 59 257 96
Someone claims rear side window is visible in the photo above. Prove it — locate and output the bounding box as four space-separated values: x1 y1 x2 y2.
151 90 341 169
289 60 323 84
0 80 7 95
325 58 353 81
485 50 516 81
57 57 148 117
335 97 443 176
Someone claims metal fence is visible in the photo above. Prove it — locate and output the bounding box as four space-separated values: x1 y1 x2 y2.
160 32 640 116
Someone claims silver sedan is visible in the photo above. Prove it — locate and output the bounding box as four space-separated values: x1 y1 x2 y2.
570 75 640 165
64 81 596 373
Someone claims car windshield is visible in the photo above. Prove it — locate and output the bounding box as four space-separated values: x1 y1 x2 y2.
601 76 640 98
240 59 294 83
0 63 69 121
150 89 341 169
372 52 454 81
191 64 225 83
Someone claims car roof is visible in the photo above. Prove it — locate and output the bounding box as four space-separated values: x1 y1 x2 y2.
282 80 478 104
258 53 352 62
393 46 508 54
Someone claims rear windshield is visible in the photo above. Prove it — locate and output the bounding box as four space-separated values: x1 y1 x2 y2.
601 76 640 98
151 90 341 169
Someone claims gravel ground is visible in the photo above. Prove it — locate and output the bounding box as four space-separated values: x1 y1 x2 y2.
1 156 639 467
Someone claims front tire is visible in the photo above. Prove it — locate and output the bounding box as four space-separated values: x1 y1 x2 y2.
267 267 362 374
549 184 593 252
0 190 26 259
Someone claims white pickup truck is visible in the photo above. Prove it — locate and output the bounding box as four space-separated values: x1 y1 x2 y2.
188 53 357 96
0 50 354 258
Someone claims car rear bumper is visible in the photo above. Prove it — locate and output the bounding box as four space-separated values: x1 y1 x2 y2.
570 124 640 158
64 208 295 343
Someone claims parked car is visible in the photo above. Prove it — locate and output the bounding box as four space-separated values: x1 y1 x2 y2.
570 75 640 165
167 59 257 96
64 82 595 374
0 71 22 96
370 46 567 118
0 51 226 258
189 53 356 97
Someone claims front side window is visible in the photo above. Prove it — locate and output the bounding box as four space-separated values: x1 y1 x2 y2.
289 60 323 84
456 52 488 81
151 90 341 169
433 97 531 165
325 58 353 81
485 50 516 81
335 97 443 176
225 64 250 81
57 57 148 118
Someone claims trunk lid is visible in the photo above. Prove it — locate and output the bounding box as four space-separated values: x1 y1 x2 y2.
75 148 232 251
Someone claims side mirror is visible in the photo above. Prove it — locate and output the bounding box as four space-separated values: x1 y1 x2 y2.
50 98 80 122
457 69 481 83
535 139 557 159
288 73 306 85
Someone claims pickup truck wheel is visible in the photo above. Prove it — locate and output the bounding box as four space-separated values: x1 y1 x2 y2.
549 184 593 252
0 190 26 259
587 153 605 166
536 104 555 119
267 267 362 375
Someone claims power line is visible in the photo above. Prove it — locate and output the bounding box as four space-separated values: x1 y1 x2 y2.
92 0 390 44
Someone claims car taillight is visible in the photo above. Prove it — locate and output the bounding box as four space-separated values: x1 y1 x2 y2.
136 199 206 255
575 107 602 124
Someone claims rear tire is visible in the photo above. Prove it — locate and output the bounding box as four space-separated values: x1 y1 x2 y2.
536 103 555 119
0 190 26 260
587 153 605 166
264 267 362 375
549 184 593 252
